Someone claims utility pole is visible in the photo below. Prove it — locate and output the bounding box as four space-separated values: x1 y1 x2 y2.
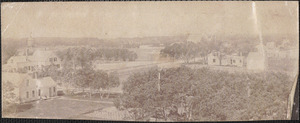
158 69 161 92
185 33 190 64
247 77 251 98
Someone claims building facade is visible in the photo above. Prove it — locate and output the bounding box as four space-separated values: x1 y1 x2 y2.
2 72 57 103
3 50 61 73
207 51 244 67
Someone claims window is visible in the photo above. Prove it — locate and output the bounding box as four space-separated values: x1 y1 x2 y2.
49 88 52 97
240 60 242 63
28 66 31 70
26 80 29 86
213 59 216 63
53 87 56 93
233 60 235 63
26 92 29 98
54 57 57 62
38 89 41 96
32 90 35 97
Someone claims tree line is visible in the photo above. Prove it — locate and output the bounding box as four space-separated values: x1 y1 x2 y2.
160 37 256 64
56 47 138 68
115 66 293 121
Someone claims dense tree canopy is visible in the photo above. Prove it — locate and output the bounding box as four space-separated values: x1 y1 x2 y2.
1 43 19 64
160 42 199 63
2 81 18 107
116 66 294 121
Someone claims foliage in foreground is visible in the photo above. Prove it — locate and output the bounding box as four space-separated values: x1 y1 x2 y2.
37 64 120 99
115 66 294 121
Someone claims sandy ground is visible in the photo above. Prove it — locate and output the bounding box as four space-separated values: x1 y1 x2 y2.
6 96 113 119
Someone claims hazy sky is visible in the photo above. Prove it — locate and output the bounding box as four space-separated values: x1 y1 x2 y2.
1 1 298 39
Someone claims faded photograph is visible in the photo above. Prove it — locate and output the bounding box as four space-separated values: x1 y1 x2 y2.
1 1 299 121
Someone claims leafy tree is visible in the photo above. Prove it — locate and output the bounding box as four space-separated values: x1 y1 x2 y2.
113 49 120 61
56 47 95 70
90 70 120 99
37 64 60 80
2 81 18 108
128 51 138 61
73 68 92 92
106 71 121 98
1 43 18 64
160 42 199 63
104 49 114 61
94 49 104 60
120 49 129 61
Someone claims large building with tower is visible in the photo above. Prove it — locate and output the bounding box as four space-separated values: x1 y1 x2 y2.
2 36 62 73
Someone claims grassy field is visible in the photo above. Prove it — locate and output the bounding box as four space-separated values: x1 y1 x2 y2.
94 45 167 71
93 45 177 93
184 64 248 74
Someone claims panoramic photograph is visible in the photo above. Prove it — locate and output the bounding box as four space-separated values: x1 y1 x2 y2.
1 1 299 121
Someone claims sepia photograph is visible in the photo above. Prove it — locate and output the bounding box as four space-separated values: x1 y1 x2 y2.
1 1 299 121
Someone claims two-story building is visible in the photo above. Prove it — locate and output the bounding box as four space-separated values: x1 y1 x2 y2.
2 72 57 103
3 49 61 73
207 51 244 67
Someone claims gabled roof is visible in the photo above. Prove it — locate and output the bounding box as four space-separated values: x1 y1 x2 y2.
33 50 55 57
35 77 56 88
2 73 56 89
31 50 57 62
247 52 264 61
7 56 29 63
